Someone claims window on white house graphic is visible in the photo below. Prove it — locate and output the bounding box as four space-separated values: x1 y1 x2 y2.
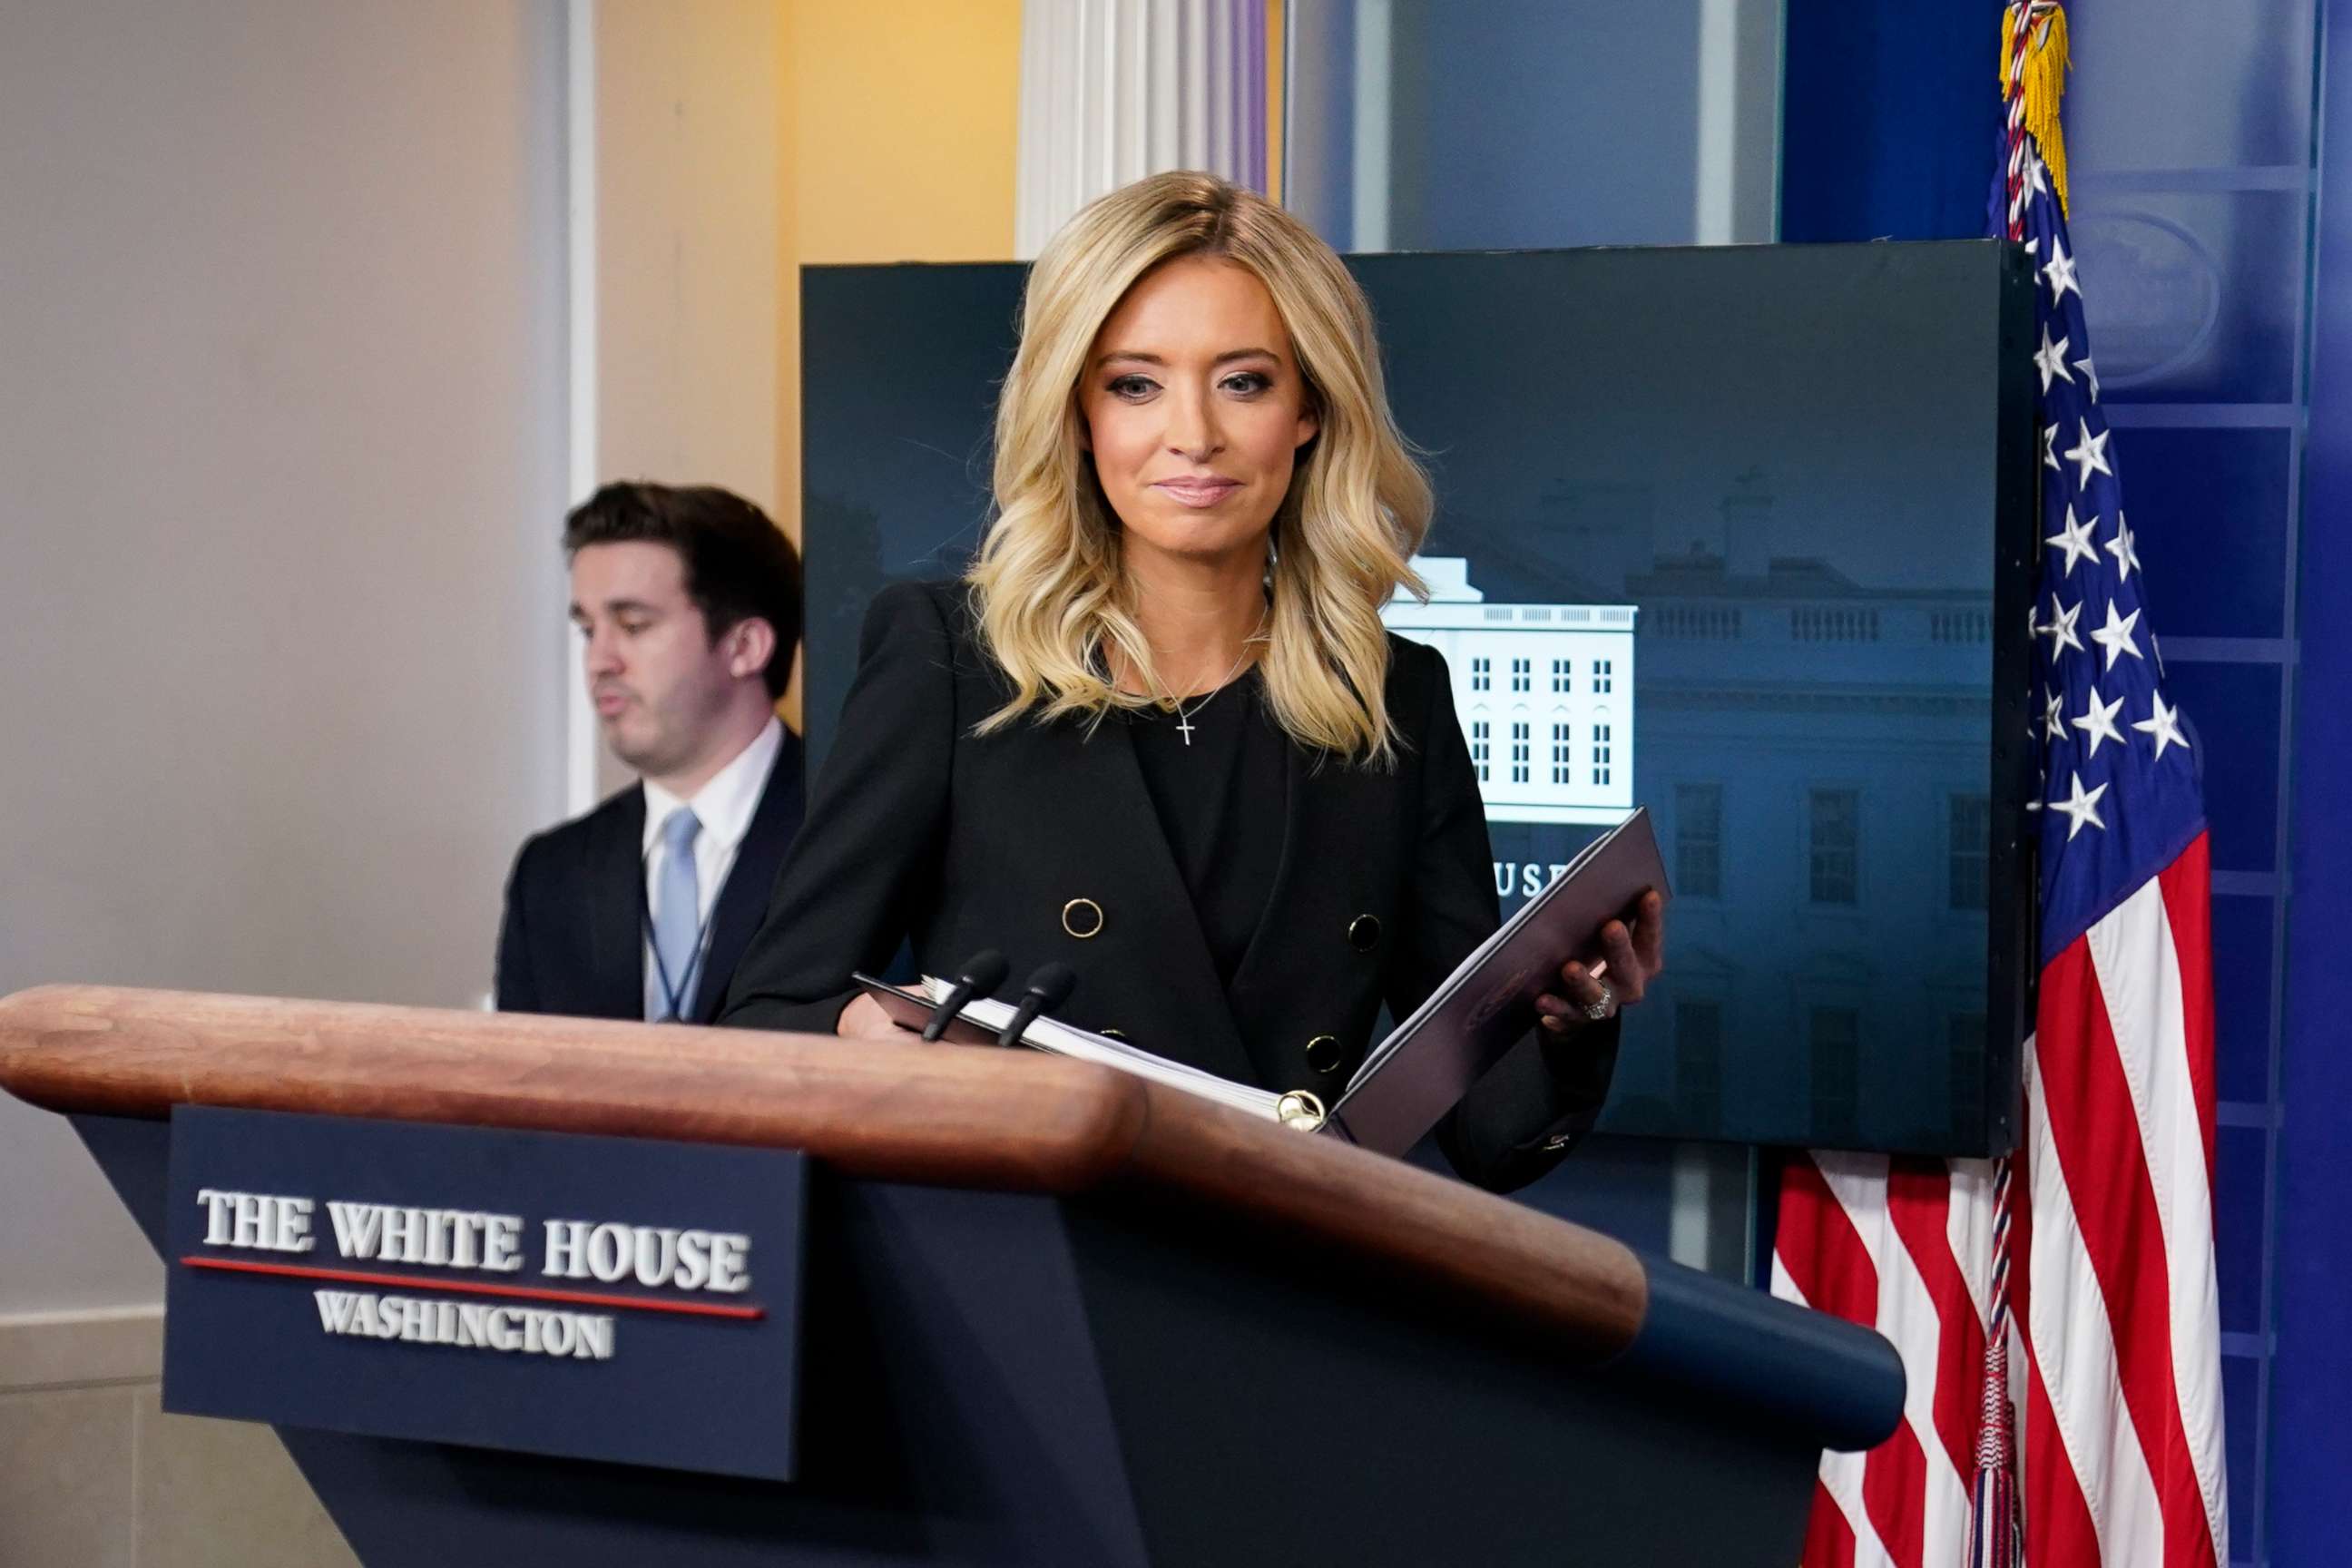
1809 789 1860 905
1470 656 1491 692
1676 783 1723 898
1676 1000 1725 1130
1949 1012 1987 1143
1948 793 1990 912
1592 721 1612 787
1811 1005 1862 1140
1470 720 1491 782
1510 657 1531 692
1592 659 1613 694
1510 720 1530 783
1552 658 1573 693
1550 720 1573 784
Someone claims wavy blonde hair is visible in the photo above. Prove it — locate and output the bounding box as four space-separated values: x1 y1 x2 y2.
967 171 1433 761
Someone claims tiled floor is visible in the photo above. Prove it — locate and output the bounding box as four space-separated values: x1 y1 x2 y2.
0 1375 357 1568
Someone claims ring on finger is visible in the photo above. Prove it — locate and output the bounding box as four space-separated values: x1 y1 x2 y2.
1583 981 1616 1023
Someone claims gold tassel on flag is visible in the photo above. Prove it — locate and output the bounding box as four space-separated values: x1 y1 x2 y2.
2001 3 2073 215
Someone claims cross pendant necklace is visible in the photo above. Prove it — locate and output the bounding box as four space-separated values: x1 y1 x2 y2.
1154 608 1269 747
1171 685 1218 745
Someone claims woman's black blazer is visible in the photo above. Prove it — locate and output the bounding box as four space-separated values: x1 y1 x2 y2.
720 580 1617 1191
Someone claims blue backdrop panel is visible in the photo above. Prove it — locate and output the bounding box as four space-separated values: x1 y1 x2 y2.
2271 0 2352 1554
1779 1 2001 244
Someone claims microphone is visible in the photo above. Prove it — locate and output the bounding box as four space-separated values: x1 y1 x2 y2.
995 963 1077 1049
922 949 1009 1043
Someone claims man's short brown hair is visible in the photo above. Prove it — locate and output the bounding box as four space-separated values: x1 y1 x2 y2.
564 482 803 698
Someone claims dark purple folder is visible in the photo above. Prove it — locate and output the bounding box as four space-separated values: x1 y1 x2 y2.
1328 807 1668 1156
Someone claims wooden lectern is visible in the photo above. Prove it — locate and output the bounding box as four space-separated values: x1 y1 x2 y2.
0 985 1903 1567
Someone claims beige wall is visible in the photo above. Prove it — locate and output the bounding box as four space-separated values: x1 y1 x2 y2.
1 1 569 1556
590 0 1019 743
591 0 790 764
596 3 785 521
0 0 569 1313
776 0 1022 726
787 2 1023 269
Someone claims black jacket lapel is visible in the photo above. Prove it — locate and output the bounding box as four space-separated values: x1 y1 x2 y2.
1224 740 1406 1092
1036 716 1259 1084
587 786 647 1021
1225 738 1308 986
691 733 807 1024
1222 737 1308 1030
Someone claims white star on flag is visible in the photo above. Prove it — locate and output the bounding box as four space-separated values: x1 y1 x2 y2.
2046 505 2100 575
2064 418 2113 488
2043 240 2082 304
2091 600 2144 670
2074 687 2126 757
2041 593 2085 657
2073 351 2101 401
2107 513 2141 583
2044 423 2063 472
2034 327 2074 393
2132 691 2191 760
2043 689 2069 741
2051 770 2109 839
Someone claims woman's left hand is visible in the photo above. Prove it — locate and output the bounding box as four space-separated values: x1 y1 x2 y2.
1535 887 1666 1036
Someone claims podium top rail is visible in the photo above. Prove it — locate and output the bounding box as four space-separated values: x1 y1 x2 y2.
0 984 1905 1451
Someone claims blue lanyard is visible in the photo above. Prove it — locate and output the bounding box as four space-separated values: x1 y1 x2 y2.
638 855 720 1024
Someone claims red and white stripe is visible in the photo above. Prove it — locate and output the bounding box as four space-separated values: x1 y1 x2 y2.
1773 833 2225 1567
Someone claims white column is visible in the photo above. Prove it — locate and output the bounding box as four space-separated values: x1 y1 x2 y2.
1694 0 1785 245
1016 0 1268 259
1348 0 1392 253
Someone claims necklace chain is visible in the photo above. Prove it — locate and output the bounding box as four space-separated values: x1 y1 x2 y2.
1165 611 1269 748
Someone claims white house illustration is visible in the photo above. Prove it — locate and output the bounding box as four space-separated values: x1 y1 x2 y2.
1382 556 1637 826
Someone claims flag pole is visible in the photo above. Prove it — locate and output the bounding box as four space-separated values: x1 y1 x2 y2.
1977 8 2069 1565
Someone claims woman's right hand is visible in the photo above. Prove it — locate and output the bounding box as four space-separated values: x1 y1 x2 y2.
837 992 900 1040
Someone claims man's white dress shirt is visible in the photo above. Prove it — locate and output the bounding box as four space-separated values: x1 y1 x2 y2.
639 716 785 1018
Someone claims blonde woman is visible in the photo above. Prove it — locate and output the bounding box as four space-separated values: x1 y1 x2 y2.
723 172 1663 1192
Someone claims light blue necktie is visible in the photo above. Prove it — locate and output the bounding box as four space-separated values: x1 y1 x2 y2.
648 806 702 1022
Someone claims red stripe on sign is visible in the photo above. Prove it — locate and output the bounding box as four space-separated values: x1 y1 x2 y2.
1887 1157 1987 1492
2034 939 2219 1568
180 1256 765 1320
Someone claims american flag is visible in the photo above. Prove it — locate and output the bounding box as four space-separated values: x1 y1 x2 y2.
1769 6 2228 1566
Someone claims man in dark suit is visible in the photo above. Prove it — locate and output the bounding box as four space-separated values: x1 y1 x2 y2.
496 482 806 1024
